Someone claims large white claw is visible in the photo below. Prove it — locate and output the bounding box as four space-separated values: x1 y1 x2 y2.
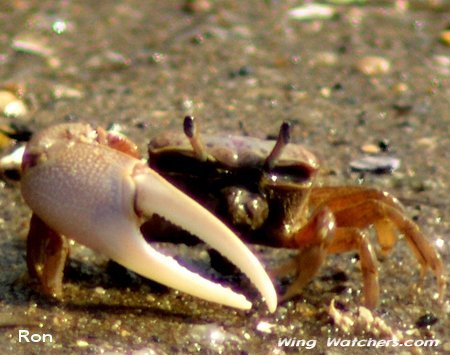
20 123 277 311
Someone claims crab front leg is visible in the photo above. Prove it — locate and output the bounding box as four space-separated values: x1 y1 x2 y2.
274 208 380 308
273 208 336 300
310 186 445 303
21 123 277 311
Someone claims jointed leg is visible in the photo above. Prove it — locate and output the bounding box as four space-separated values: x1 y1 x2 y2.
274 206 380 308
327 228 379 309
332 199 445 301
273 208 335 301
310 187 404 255
26 213 69 297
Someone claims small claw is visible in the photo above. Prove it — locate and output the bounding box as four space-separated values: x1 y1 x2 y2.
133 165 277 312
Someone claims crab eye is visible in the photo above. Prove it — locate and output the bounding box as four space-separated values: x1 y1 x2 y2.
149 153 211 176
265 165 313 186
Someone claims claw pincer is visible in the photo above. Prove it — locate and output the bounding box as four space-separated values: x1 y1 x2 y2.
20 123 277 311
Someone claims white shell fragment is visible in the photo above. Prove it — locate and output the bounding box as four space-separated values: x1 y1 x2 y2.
288 4 335 21
356 56 391 76
11 34 61 68
350 156 400 174
12 36 54 58
52 85 84 100
0 145 25 173
256 320 276 334
0 91 28 118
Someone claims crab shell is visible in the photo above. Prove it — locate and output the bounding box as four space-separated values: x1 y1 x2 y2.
147 126 320 241
148 130 319 188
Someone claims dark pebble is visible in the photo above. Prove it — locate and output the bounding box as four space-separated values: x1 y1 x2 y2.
378 139 390 152
415 314 438 328
229 66 252 78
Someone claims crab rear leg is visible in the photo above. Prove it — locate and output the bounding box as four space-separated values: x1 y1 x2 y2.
326 228 379 308
310 186 445 302
26 213 69 297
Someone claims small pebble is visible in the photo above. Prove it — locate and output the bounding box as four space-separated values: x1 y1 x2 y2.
183 0 211 13
288 4 335 21
431 55 450 75
361 143 380 154
86 50 131 70
416 137 437 149
0 91 17 110
356 56 391 75
415 314 438 328
52 19 72 35
378 139 390 152
0 145 25 177
328 0 366 4
256 321 275 334
52 85 84 100
320 87 331 98
350 156 400 174
439 30 450 45
311 51 338 66
0 91 28 118
94 286 106 295
443 341 450 352
12 35 54 58
0 132 13 151
392 82 409 94
76 339 89 347
4 100 27 118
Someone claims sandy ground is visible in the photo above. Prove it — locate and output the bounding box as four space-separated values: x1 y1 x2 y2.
0 1 449 354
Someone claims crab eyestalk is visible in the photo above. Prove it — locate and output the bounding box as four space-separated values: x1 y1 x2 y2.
264 121 291 170
183 115 209 162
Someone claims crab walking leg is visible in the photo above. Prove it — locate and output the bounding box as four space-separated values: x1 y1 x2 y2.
133 166 277 312
326 228 379 309
26 213 69 297
332 200 445 301
274 208 335 301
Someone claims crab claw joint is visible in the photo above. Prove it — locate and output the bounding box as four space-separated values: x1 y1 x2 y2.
20 123 276 312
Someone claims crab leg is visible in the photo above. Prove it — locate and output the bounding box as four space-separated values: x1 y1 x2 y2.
310 186 445 302
21 127 276 311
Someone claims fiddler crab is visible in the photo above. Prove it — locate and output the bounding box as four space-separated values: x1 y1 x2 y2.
148 116 445 309
10 118 445 311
